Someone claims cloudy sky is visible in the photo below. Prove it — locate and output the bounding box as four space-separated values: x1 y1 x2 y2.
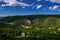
0 0 60 16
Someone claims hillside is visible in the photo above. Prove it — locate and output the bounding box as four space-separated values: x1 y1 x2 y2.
0 15 60 40
0 15 60 22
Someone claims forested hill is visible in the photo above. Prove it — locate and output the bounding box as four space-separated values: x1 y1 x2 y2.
0 15 60 22
0 15 60 28
0 15 60 40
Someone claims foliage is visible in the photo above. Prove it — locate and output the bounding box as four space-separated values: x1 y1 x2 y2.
0 15 60 40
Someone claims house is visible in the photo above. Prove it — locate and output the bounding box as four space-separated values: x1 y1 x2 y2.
57 28 60 30
24 25 32 28
20 25 32 28
21 32 25 37
27 20 31 24
9 23 14 25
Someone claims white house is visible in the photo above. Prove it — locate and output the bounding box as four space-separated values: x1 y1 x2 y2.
57 28 60 31
21 32 25 37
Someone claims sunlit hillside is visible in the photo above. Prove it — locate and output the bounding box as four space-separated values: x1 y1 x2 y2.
0 15 60 40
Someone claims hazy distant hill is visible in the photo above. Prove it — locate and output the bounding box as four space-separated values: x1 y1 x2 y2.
0 15 60 22
0 15 60 28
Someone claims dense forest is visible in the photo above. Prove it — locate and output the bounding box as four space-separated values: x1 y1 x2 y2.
0 15 60 40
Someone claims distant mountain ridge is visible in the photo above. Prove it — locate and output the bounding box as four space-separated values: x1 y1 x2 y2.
0 15 60 22
0 15 60 28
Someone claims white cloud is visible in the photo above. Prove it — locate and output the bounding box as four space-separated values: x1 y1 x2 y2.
0 0 3 2
1 4 6 6
20 0 23 1
0 0 30 7
45 0 49 1
50 0 60 3
22 6 25 8
49 5 59 10
58 10 60 11
46 0 60 3
36 5 42 9
37 0 41 1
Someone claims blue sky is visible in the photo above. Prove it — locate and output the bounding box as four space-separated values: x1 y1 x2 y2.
0 0 60 16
